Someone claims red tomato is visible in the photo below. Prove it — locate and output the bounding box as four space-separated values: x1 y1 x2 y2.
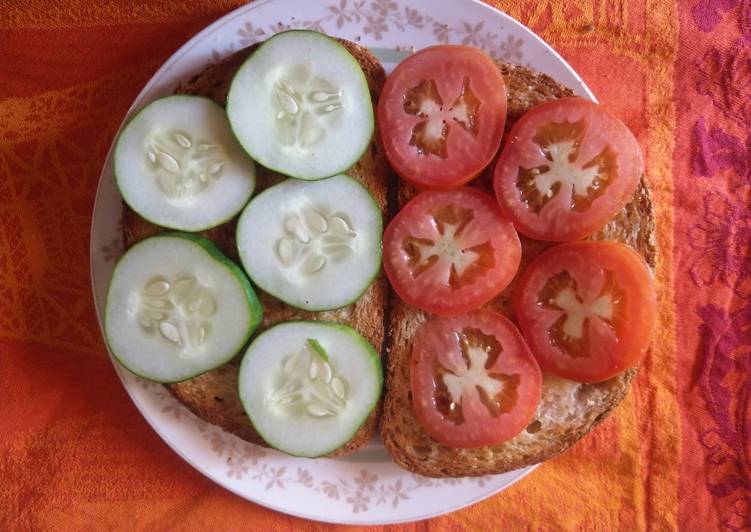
377 45 507 189
493 97 643 241
383 187 521 316
411 310 543 448
513 241 656 383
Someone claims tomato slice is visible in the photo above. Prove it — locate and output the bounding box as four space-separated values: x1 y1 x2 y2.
377 45 507 189
383 187 521 316
493 97 643 241
513 241 656 383
411 310 542 448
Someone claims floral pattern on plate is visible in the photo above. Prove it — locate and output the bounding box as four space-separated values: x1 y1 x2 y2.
212 0 525 65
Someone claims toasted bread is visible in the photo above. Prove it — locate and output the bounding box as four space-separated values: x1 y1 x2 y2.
122 39 656 472
122 38 389 457
380 65 656 477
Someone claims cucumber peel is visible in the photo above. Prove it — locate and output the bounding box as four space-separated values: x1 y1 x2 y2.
307 338 329 362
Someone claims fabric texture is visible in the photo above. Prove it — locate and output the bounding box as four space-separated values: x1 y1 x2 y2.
0 0 748 529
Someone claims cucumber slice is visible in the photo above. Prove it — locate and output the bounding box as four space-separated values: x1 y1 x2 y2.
236 174 382 311
238 321 383 457
227 30 374 180
105 233 262 383
114 95 256 231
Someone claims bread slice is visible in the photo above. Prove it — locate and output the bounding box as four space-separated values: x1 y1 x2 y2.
380 64 656 477
122 39 389 457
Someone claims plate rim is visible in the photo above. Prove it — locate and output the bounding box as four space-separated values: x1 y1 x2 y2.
89 0 595 524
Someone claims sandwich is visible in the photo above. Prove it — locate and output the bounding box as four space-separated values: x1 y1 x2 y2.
112 31 655 474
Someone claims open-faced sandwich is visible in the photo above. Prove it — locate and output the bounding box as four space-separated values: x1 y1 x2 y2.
104 29 656 475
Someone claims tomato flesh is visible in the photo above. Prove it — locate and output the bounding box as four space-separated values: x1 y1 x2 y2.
378 45 507 189
513 241 656 383
411 310 542 448
383 187 521 316
493 97 643 241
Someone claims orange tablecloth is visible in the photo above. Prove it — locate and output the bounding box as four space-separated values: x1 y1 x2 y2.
1 1 749 529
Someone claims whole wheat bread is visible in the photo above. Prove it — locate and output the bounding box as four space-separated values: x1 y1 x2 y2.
380 64 656 477
121 39 389 457
121 39 656 471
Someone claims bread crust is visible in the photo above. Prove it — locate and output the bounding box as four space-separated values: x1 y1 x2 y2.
380 64 656 477
121 38 388 458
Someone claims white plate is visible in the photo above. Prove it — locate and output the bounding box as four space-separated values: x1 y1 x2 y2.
90 0 593 524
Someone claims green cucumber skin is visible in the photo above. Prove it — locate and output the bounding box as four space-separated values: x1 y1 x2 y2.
307 338 329 362
238 320 383 458
113 95 255 232
235 175 383 312
226 30 375 181
104 233 263 384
